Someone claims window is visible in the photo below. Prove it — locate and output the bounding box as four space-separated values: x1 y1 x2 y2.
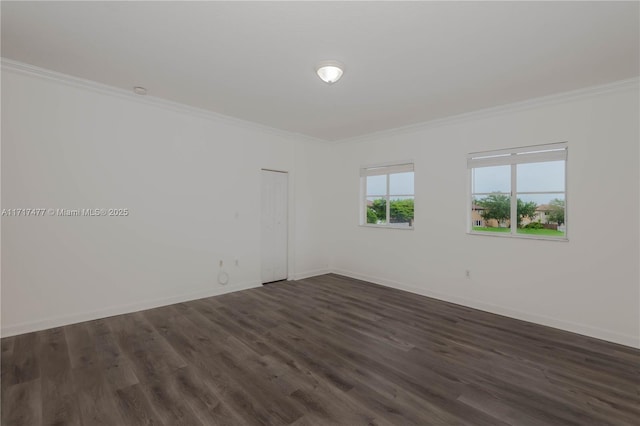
468 143 567 239
361 163 414 228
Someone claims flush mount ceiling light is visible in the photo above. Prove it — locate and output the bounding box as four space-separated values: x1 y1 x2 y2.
133 86 147 95
315 60 344 84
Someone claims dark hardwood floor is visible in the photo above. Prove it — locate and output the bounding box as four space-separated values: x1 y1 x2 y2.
2 274 639 425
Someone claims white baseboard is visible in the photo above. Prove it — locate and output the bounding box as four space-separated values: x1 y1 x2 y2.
331 268 640 349
290 268 331 281
0 280 261 338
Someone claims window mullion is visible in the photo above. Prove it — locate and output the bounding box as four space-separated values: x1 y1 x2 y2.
363 177 367 224
510 162 517 234
386 173 391 225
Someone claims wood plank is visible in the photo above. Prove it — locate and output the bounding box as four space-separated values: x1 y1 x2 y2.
38 327 82 426
75 381 126 426
1 379 42 426
86 320 139 390
138 368 205 426
2 332 40 389
114 384 165 426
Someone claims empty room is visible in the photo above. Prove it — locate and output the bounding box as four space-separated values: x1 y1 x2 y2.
1 1 639 425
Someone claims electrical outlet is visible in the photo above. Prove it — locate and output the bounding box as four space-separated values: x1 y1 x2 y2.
465 269 471 279
235 259 239 266
219 260 223 267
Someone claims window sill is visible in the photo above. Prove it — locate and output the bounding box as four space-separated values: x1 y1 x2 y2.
360 224 414 231
467 231 568 242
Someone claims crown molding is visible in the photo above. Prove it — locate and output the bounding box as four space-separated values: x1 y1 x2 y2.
3 58 637 146
1 58 328 145
334 76 640 145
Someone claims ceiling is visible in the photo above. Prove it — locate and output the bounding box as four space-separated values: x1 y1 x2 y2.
2 1 638 142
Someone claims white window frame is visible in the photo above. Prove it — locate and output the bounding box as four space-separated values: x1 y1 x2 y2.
360 162 415 229
467 142 568 241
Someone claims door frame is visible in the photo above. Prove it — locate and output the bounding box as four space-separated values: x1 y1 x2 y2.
260 168 290 284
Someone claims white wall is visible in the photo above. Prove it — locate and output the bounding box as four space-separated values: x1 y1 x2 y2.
1 66 330 335
2 62 638 348
328 85 640 347
293 140 331 279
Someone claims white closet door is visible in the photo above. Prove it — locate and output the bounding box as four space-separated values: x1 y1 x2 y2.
261 170 288 283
